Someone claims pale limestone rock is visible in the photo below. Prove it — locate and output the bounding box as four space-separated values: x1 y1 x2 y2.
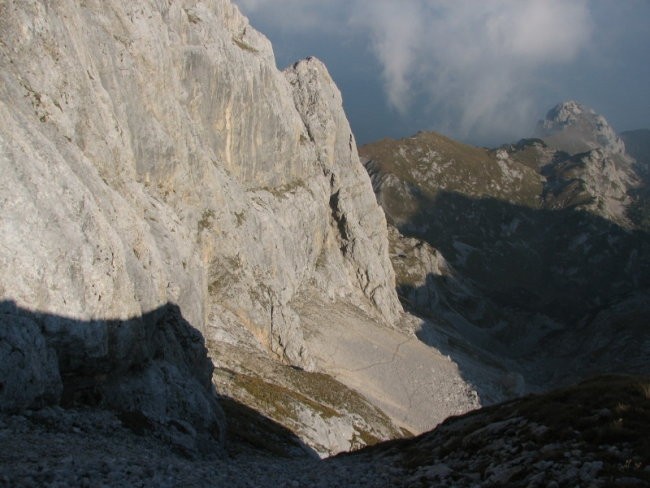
544 148 636 223
213 341 406 457
538 100 627 156
536 101 640 224
0 0 424 449
285 58 402 325
0 0 398 362
294 294 480 435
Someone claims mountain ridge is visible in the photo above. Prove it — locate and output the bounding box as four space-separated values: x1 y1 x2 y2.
359 100 650 393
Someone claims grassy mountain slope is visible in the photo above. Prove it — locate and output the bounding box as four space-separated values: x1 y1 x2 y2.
360 125 650 390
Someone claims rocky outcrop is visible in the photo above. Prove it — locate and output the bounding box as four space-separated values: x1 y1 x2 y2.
0 0 483 455
537 100 627 156
542 148 635 221
535 101 640 223
0 301 225 451
285 58 401 325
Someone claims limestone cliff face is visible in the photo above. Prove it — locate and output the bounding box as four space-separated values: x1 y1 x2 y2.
0 0 401 418
285 58 400 325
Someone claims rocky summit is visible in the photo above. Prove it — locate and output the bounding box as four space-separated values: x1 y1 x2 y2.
537 100 628 156
0 0 648 486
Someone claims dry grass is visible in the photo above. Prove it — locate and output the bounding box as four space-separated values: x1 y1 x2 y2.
360 131 543 208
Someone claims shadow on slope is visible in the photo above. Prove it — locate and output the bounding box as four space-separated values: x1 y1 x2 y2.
0 300 212 408
390 191 650 393
219 395 318 458
0 299 316 458
397 190 650 326
338 374 650 487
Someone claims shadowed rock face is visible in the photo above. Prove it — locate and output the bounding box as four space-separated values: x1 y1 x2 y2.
0 300 225 450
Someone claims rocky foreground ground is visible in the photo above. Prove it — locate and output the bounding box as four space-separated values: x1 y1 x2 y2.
1 375 647 488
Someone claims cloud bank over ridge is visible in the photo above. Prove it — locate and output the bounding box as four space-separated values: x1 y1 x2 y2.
235 0 646 145
352 1 592 140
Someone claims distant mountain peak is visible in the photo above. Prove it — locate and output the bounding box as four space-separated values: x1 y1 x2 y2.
541 100 591 128
537 100 627 157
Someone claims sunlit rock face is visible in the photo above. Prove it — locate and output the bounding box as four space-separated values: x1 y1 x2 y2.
0 0 399 343
534 100 640 223
1 0 483 456
0 0 400 368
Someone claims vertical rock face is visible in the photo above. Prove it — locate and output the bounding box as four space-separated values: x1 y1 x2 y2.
0 0 408 443
284 58 401 324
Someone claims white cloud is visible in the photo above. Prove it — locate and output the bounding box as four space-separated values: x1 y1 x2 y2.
350 1 425 112
235 0 594 143
353 0 593 140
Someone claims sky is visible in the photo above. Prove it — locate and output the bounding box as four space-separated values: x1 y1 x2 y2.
234 0 650 147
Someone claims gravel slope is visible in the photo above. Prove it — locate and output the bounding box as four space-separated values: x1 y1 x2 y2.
2 375 647 487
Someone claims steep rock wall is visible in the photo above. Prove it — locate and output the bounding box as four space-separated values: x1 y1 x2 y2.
0 0 402 424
